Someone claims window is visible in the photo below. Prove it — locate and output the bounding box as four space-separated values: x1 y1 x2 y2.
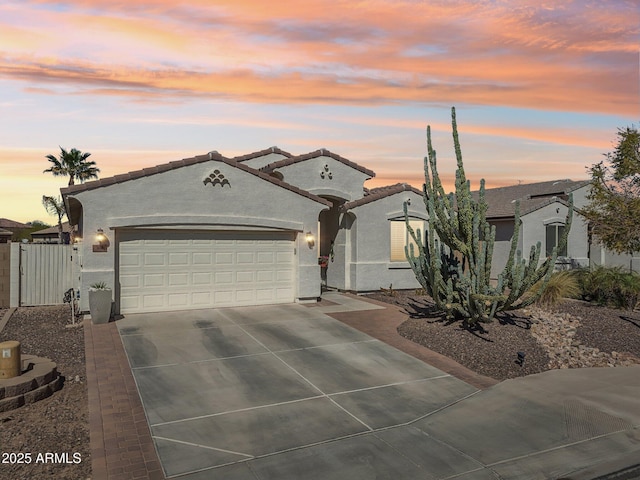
545 224 567 257
390 220 423 262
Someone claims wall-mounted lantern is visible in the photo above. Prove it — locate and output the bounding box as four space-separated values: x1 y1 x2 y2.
305 231 315 248
93 228 109 252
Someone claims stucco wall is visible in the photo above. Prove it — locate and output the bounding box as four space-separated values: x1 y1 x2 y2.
521 201 589 269
273 156 372 201
340 191 427 292
488 219 516 278
68 159 328 311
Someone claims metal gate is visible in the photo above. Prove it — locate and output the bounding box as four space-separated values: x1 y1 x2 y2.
16 244 81 306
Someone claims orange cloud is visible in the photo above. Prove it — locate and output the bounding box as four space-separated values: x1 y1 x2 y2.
0 53 635 117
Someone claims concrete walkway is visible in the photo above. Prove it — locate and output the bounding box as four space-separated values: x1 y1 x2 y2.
86 293 640 479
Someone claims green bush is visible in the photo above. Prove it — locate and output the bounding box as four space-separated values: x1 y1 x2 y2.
577 266 640 310
530 270 581 308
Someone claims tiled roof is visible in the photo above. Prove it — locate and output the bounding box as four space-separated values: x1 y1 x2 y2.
0 218 28 229
0 228 12 236
61 152 331 207
342 183 423 211
478 179 590 219
31 222 75 236
259 149 376 178
232 147 293 162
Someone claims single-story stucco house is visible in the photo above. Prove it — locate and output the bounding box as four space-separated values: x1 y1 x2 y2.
0 218 28 242
30 222 76 244
61 147 426 314
60 147 638 315
479 179 639 276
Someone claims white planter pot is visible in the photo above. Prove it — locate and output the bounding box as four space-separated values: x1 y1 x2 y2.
88 289 112 324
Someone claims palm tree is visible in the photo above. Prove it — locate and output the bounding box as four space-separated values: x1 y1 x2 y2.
44 147 99 186
42 195 66 243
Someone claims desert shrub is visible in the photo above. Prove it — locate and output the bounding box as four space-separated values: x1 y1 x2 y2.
530 270 581 308
577 266 640 310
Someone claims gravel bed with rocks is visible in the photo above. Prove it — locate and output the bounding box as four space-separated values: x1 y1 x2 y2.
367 291 640 382
0 305 90 480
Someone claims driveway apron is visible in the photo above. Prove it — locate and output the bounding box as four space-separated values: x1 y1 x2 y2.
117 294 478 478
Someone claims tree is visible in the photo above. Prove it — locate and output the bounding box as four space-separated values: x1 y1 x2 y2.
44 147 99 186
404 107 572 326
582 127 640 256
42 195 67 243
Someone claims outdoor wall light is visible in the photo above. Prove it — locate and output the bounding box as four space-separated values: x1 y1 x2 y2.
93 228 109 252
95 229 106 243
305 231 315 248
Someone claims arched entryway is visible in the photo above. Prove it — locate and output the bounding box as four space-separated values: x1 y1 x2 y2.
317 196 346 288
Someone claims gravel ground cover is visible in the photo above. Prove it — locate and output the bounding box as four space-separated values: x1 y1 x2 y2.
367 291 640 381
0 305 90 480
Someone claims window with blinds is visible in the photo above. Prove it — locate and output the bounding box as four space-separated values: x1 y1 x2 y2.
390 220 423 262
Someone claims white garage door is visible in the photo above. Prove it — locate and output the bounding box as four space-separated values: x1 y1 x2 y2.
118 230 296 314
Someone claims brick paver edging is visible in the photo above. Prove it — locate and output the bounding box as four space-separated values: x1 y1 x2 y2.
84 319 166 480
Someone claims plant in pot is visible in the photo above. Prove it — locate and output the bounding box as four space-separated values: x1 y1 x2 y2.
88 282 112 324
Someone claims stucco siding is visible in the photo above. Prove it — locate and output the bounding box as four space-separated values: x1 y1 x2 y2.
345 191 426 291
69 159 327 311
521 201 589 269
273 156 372 201
489 219 516 278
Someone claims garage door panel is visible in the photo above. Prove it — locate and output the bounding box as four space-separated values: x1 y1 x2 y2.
215 272 234 284
193 252 213 265
120 253 140 267
236 271 254 283
257 252 274 263
236 290 255 302
236 252 254 264
276 270 293 282
143 274 164 287
169 252 189 265
142 294 164 308
119 230 295 313
120 274 140 288
168 273 189 286
192 292 212 304
257 271 274 282
168 293 188 307
144 253 166 266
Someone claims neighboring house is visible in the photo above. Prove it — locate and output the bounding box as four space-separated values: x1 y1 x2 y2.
60 148 637 315
479 179 639 276
30 222 76 244
479 179 590 278
0 218 28 241
0 228 12 243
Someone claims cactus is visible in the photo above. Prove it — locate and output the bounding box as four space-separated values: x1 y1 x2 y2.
404 107 572 326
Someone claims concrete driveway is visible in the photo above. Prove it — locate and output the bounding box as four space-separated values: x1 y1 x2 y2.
117 293 640 479
117 294 479 478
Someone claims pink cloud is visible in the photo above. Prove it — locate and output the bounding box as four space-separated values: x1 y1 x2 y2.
0 0 634 117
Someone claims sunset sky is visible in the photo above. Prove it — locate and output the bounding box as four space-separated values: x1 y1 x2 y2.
1 0 637 224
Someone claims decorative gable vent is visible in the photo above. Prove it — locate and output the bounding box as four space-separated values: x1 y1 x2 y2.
204 170 230 188
320 163 333 180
